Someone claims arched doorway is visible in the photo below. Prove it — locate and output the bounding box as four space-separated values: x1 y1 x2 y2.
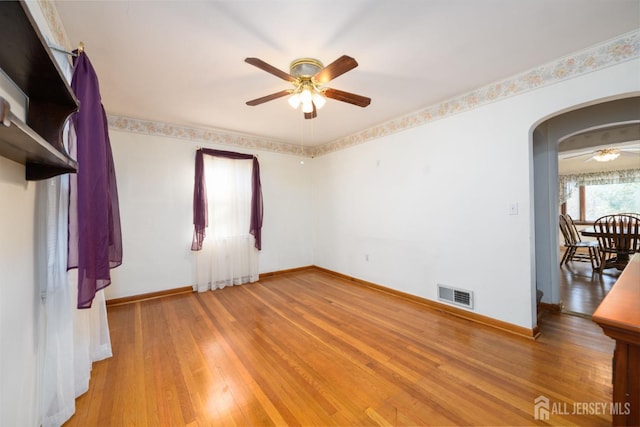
532 96 640 316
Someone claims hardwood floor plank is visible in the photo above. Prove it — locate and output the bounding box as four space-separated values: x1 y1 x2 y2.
194 291 292 426
559 258 620 316
65 269 616 426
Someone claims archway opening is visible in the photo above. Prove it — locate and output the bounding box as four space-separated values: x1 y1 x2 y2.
532 96 640 322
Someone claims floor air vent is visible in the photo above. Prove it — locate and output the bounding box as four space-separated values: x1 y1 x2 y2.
437 285 473 309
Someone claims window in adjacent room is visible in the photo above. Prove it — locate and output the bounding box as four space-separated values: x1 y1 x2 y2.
563 181 640 222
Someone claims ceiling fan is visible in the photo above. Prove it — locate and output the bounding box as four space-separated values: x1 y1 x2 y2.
562 147 640 162
244 55 371 119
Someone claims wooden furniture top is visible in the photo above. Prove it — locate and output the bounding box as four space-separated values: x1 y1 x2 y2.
581 226 639 237
579 227 597 237
592 253 640 343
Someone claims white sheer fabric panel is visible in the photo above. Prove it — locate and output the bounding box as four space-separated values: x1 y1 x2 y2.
38 143 113 427
67 269 112 397
37 176 75 427
195 156 259 291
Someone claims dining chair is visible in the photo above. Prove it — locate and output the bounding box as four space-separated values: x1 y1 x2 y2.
619 213 640 252
593 214 640 272
559 214 600 269
565 214 584 242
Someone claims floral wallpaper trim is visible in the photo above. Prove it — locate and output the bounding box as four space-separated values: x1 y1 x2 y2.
38 0 70 50
42 0 639 157
106 115 314 157
314 30 640 157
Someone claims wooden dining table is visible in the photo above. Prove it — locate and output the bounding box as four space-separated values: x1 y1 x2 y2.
581 226 639 270
580 227 627 237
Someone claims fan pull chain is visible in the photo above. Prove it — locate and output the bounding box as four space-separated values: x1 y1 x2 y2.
300 116 305 165
309 118 315 160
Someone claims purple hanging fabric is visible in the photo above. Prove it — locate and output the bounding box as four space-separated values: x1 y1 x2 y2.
191 149 207 251
191 148 263 251
249 156 263 250
68 51 123 309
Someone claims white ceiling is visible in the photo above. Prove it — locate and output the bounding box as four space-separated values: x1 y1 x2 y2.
558 124 640 173
54 0 640 147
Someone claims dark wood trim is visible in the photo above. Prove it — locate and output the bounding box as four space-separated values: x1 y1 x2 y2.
539 301 563 313
579 185 586 222
312 266 540 339
106 286 193 307
258 265 315 278
537 301 564 323
106 266 316 306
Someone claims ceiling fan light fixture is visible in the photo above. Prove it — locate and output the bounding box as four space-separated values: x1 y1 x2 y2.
300 87 313 103
302 100 314 113
312 92 326 109
245 55 371 119
289 58 323 78
288 93 301 109
593 148 621 162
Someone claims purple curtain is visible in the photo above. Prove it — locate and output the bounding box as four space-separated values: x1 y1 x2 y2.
68 50 123 309
191 148 263 251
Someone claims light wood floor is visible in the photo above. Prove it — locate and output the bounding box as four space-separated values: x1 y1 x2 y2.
65 269 615 426
559 251 621 316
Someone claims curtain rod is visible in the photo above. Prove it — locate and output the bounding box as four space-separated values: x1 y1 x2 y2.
49 42 85 57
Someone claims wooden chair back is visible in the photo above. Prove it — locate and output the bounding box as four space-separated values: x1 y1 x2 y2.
559 214 576 245
559 213 600 269
564 214 582 243
593 214 640 255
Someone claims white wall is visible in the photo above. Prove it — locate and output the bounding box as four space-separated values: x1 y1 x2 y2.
0 157 39 427
312 59 640 330
106 130 314 299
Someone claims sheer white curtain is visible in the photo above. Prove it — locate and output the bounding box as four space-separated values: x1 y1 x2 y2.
38 48 112 427
37 175 75 427
194 156 259 291
38 127 113 427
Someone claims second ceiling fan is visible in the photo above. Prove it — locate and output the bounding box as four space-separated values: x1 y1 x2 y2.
562 147 640 162
245 55 371 119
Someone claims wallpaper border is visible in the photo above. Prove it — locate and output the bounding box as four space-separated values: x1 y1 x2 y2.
315 30 639 156
37 0 68 48
41 1 639 158
106 115 312 157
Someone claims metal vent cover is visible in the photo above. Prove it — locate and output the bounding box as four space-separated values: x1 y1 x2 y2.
437 284 474 309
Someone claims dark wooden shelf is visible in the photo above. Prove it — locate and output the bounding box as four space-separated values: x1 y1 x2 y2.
0 1 78 180
0 97 77 180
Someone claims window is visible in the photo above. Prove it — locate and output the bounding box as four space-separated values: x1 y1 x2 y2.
563 181 640 222
191 148 263 291
203 155 253 239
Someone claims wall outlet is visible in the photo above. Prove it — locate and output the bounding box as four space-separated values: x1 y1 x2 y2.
509 203 519 215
